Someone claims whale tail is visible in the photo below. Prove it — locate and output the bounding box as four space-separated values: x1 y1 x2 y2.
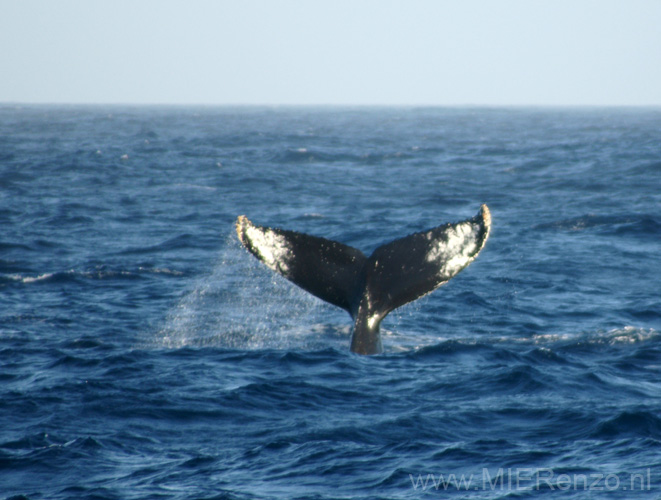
236 205 491 354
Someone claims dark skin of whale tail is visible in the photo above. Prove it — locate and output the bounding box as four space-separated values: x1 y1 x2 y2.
236 205 491 355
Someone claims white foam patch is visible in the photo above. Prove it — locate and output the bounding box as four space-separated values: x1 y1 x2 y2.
138 267 184 276
496 326 659 346
8 272 55 283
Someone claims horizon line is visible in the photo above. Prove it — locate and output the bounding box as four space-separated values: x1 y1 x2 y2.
2 101 661 110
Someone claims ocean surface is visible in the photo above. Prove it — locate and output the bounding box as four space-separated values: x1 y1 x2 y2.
1 105 660 499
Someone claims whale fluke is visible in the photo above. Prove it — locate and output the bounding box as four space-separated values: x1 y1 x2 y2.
236 205 491 354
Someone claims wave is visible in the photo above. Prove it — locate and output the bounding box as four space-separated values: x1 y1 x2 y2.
1 266 184 286
592 411 661 439
118 233 203 255
529 326 660 347
0 241 33 252
0 433 103 470
400 326 659 356
534 213 661 239
270 147 418 165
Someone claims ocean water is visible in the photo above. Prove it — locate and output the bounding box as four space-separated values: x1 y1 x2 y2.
1 105 660 499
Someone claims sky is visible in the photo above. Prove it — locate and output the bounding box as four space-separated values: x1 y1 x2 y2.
2 0 661 106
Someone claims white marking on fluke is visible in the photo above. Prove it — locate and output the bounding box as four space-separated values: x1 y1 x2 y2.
236 216 291 274
426 222 479 275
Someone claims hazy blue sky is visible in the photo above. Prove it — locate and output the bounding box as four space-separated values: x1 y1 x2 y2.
2 0 661 106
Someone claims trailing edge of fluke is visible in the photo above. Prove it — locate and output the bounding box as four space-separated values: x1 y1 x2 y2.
236 205 491 355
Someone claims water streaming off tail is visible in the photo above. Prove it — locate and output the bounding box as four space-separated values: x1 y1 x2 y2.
158 232 348 350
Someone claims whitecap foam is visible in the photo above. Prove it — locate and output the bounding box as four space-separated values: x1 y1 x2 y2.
7 272 55 284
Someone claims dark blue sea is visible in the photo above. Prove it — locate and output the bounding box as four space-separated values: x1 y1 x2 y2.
1 105 660 499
